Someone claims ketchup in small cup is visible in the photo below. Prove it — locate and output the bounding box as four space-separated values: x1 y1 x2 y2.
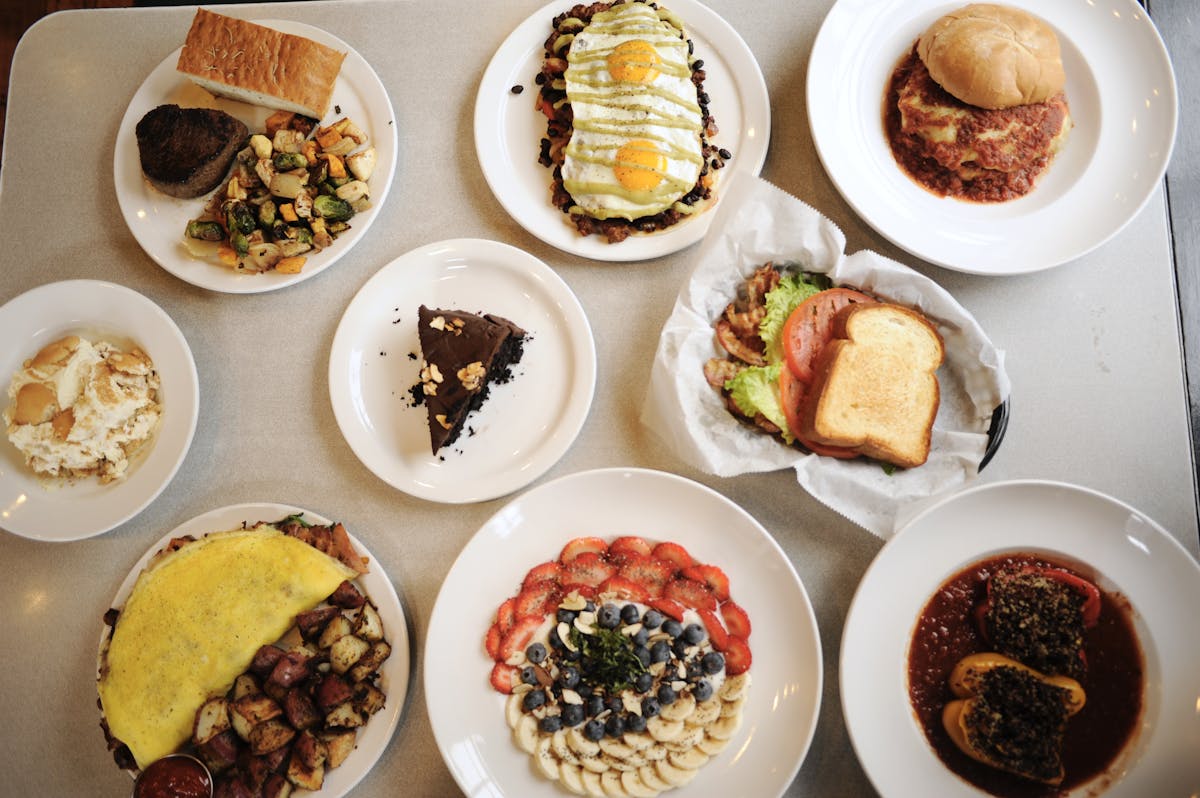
132 754 212 798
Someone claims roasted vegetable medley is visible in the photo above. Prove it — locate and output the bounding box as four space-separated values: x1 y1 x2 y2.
184 111 376 274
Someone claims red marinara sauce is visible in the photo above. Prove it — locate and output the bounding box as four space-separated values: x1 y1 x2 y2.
907 553 1143 797
133 754 212 798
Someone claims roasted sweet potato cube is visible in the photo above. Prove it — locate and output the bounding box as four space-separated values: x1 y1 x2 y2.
324 701 365 729
352 602 384 642
194 696 231 745
348 640 392 683
319 729 357 770
314 673 353 713
317 615 353 650
296 606 341 641
283 687 321 731
329 634 370 675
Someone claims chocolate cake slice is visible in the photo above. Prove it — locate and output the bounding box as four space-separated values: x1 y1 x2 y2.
414 305 526 454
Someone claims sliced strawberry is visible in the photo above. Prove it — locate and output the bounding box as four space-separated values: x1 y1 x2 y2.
600 575 650 603
561 551 618 589
664 577 717 611
618 556 674 597
514 581 559 619
698 609 729 652
498 615 543 662
723 636 752 675
484 622 503 660
495 597 516 636
719 600 752 638
490 662 521 694
608 536 653 562
648 597 687 622
652 541 695 572
682 564 731 602
559 536 609 563
522 560 562 590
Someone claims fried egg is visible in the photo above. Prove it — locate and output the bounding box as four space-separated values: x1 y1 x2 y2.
561 2 704 221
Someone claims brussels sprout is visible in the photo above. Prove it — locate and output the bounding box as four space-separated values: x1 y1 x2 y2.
312 194 354 223
185 220 225 241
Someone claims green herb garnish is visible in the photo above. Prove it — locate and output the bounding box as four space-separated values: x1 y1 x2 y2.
571 625 646 693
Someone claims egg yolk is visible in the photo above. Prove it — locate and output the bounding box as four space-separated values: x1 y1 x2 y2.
614 140 667 191
607 40 661 83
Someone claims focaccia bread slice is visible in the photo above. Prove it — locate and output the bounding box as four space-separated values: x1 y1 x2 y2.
798 303 944 468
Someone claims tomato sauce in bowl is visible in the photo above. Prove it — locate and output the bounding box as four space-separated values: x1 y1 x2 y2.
132 754 212 798
907 553 1143 797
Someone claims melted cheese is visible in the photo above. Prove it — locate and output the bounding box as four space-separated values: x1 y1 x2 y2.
98 525 357 768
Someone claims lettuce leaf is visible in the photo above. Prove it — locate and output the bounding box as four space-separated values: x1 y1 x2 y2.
758 272 831 364
724 363 792 443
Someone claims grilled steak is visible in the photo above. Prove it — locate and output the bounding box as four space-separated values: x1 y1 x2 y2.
135 104 249 199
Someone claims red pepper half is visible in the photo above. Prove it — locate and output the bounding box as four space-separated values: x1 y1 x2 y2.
975 565 1102 639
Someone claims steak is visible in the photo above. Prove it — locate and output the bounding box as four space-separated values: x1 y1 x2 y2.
135 104 249 199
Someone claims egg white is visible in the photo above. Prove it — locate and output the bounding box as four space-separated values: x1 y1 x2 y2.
562 2 705 221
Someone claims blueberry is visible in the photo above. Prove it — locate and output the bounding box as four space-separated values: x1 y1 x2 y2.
657 684 677 706
626 713 647 733
673 638 692 658
605 714 625 737
563 647 581 662
641 696 661 718
642 609 664 630
548 628 565 649
606 695 623 714
523 689 546 711
632 627 650 647
562 703 585 727
693 680 713 702
662 619 683 639
586 694 605 717
701 651 725 675
686 660 704 681
649 640 671 664
557 665 580 690
634 646 651 666
520 666 539 686
584 719 605 741
539 715 563 733
620 603 640 625
634 672 654 693
556 608 578 624
526 642 547 664
683 623 705 645
584 600 596 613
597 603 620 629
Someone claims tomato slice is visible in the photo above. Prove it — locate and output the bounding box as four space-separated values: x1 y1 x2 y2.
781 287 876 383
779 365 858 459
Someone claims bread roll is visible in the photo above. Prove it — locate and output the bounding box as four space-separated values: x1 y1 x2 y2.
176 9 346 119
917 4 1064 109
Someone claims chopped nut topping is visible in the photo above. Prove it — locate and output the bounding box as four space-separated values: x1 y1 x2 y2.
419 361 445 396
429 315 446 331
435 414 451 430
458 361 486 392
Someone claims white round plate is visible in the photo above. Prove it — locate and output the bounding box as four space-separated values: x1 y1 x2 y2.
114 19 397 293
0 280 198 541
475 0 770 262
808 0 1177 275
99 502 411 796
426 467 823 797
328 238 596 504
841 479 1200 796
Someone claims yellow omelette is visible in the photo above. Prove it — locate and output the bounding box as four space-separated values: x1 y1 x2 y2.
97 524 359 768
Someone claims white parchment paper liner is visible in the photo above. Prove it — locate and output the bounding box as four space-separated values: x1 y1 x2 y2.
641 174 1011 537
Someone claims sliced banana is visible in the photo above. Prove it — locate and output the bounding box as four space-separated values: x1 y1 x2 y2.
657 693 696 722
705 713 742 741
646 716 685 743
600 770 631 798
600 752 637 772
536 736 564 781
641 743 669 762
579 750 610 774
505 693 525 729
568 726 602 758
720 696 745 718
719 672 750 702
620 768 660 798
560 762 588 795
514 714 540 753
553 729 583 766
668 746 710 771
689 699 722 726
637 763 671 792
599 736 637 760
696 733 731 756
654 757 698 788
622 731 655 751
581 768 607 798
662 724 705 751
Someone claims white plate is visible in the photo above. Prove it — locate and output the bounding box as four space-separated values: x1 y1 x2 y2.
426 467 823 797
475 0 770 262
0 280 198 541
807 0 1177 275
841 479 1200 797
114 19 397 293
99 502 411 797
328 238 596 504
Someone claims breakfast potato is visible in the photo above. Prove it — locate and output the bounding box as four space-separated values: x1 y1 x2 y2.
249 718 296 755
286 732 325 790
317 615 352 650
328 633 369 675
193 696 231 745
347 640 391 683
324 700 365 729
352 602 384 642
319 730 356 769
231 694 282 741
262 773 293 798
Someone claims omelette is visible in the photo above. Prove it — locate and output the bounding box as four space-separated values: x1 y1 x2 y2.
97 524 361 769
560 1 705 221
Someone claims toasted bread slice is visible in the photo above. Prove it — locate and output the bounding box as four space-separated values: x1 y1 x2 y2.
798 303 944 468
